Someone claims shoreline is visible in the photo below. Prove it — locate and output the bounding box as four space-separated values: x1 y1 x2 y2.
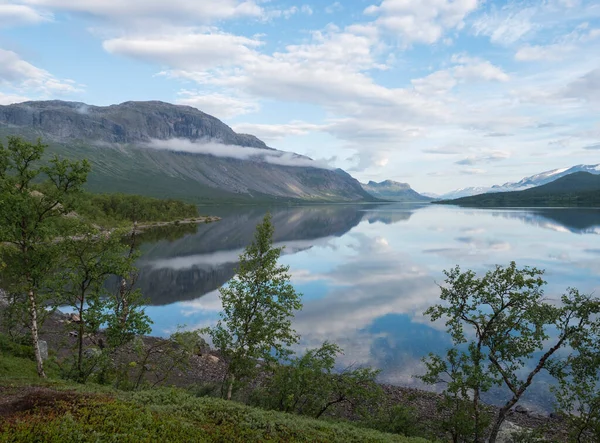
132 215 221 232
24 308 569 441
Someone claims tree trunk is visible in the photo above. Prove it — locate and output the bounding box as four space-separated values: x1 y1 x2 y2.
28 289 46 378
77 298 85 381
488 405 511 443
227 374 235 400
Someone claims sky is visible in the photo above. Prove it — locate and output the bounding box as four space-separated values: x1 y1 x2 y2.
0 0 599 194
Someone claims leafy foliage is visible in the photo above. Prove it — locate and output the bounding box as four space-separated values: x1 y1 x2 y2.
420 262 600 443
0 136 90 378
56 230 152 383
74 192 199 226
254 341 383 420
552 317 600 442
204 213 303 399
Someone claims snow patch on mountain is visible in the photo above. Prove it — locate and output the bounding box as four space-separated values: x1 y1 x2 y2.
441 164 600 199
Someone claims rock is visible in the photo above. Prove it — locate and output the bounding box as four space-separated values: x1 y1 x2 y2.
206 355 220 364
70 313 81 323
495 420 524 443
38 340 48 360
515 405 529 414
69 331 78 337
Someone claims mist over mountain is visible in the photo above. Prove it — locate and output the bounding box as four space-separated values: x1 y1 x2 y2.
441 164 600 200
0 100 375 203
361 180 431 202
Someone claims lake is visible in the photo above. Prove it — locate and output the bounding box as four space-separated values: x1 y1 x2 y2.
135 203 600 411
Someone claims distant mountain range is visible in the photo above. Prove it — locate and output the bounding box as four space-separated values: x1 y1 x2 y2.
0 100 375 203
437 172 600 207
441 164 600 200
360 180 431 202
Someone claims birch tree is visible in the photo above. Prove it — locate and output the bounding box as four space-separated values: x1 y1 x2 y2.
205 213 303 400
0 136 89 377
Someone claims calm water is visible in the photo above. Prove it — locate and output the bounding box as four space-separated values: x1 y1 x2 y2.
136 204 600 410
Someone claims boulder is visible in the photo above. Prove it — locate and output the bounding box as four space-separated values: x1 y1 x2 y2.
206 355 220 364
495 421 523 443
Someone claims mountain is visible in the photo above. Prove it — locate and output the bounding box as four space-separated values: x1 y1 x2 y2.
361 180 432 202
436 172 600 207
440 164 600 200
0 100 375 203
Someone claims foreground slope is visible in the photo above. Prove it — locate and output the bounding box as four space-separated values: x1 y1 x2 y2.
436 172 600 207
0 101 374 203
361 180 431 202
0 353 428 443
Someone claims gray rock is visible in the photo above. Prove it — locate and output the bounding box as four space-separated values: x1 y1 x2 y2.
495 421 523 443
38 340 48 360
515 405 529 414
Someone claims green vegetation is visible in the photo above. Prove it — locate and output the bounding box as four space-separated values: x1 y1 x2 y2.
420 262 600 443
204 213 303 400
0 136 90 378
74 192 199 226
0 339 426 443
57 231 151 382
435 171 600 207
253 341 383 419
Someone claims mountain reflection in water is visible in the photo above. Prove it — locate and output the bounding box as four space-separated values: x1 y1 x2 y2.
137 204 600 412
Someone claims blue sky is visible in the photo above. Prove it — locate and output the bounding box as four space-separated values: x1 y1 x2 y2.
0 0 599 193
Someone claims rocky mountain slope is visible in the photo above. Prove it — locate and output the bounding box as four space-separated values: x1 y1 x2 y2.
441 164 600 200
361 180 431 202
0 100 375 203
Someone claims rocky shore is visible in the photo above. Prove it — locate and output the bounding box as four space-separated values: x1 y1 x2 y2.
20 307 569 442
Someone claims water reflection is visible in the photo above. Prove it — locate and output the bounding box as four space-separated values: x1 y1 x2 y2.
138 204 600 409
137 205 367 305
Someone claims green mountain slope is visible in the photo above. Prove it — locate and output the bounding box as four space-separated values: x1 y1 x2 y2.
0 101 375 204
361 180 432 202
436 172 600 207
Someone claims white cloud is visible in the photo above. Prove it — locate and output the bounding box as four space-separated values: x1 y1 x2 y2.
0 2 51 26
325 2 343 14
472 3 537 45
412 55 509 94
232 122 324 141
0 91 29 104
562 68 600 102
175 90 259 119
455 150 511 165
0 48 83 95
264 5 313 20
515 43 575 61
19 0 263 24
104 32 262 71
143 138 333 169
365 0 480 45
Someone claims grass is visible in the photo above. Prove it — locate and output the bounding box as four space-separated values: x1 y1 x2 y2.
0 353 431 443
